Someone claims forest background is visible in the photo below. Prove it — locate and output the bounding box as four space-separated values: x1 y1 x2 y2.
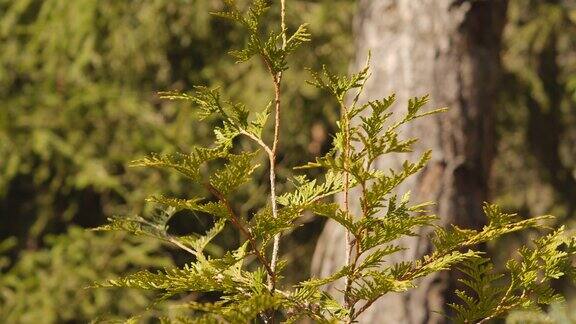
0 0 575 323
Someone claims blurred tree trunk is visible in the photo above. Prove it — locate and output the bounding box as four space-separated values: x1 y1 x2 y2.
312 1 508 323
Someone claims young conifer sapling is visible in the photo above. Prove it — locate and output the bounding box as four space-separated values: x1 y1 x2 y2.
95 1 576 323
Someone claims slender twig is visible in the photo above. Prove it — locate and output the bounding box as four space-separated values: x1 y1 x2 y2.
477 289 528 324
341 56 373 321
227 0 288 297
269 0 288 291
168 237 197 255
280 0 287 48
269 78 282 282
240 129 274 156
204 183 276 283
488 278 516 320
341 99 355 315
353 297 377 320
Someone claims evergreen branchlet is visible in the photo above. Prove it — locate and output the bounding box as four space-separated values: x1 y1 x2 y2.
95 1 576 323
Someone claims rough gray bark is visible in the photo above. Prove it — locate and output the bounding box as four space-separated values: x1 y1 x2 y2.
311 1 508 323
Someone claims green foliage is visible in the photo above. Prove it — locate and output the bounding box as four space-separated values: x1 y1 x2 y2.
0 0 220 242
93 1 576 323
449 226 576 323
0 227 172 323
0 2 355 320
0 0 354 244
214 0 311 74
507 302 576 324
494 0 576 220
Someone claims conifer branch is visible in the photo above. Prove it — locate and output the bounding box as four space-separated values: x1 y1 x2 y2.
343 55 371 320
203 182 276 285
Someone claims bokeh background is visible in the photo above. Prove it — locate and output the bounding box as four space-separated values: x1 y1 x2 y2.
0 0 575 323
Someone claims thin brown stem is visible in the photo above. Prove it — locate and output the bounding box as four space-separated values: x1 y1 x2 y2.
343 58 372 320
268 74 282 290
353 297 377 320
204 183 276 283
280 0 287 48
477 289 528 324
341 100 356 316
269 0 288 291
